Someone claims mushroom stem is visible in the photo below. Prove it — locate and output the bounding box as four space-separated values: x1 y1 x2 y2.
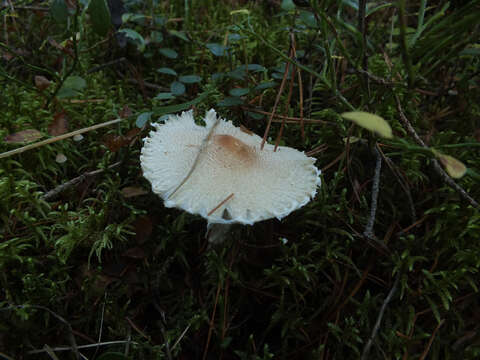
206 223 233 244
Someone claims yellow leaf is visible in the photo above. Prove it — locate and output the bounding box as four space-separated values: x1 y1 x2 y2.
433 150 467 179
230 9 250 15
4 129 43 143
341 111 393 139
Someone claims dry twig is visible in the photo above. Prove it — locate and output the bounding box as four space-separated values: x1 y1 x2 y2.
395 95 479 208
361 273 400 360
0 118 122 159
41 162 121 201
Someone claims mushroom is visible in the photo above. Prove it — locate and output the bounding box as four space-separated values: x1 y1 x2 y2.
140 109 321 242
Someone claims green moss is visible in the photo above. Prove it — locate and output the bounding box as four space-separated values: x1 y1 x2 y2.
1 0 480 359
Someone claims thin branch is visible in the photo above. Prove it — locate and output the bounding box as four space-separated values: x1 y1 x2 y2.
27 341 136 355
274 46 296 151
261 50 291 150
347 68 399 87
41 162 121 201
378 147 417 221
207 193 234 217
290 32 305 139
46 4 81 107
419 319 445 360
0 351 16 360
126 78 170 92
0 118 122 159
203 283 222 360
87 57 127 74
168 113 220 200
0 5 49 11
395 95 479 208
6 305 80 359
361 273 400 360
172 324 191 350
242 107 335 125
159 311 173 360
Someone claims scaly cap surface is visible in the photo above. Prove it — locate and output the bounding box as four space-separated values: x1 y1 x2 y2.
140 109 321 225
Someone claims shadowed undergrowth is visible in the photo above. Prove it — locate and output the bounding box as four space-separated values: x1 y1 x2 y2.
1 0 480 359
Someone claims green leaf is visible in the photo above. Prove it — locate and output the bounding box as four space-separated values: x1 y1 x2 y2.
230 9 250 16
118 29 145 52
459 47 480 56
281 0 296 11
122 13 147 23
152 90 213 117
254 81 277 90
466 168 480 181
246 111 264 120
88 0 111 37
150 31 163 43
154 15 167 26
157 67 177 76
154 92 175 100
50 0 69 24
226 68 246 80
206 43 229 57
432 150 467 179
170 81 186 96
272 72 288 80
218 97 244 107
212 73 225 81
242 64 266 72
136 111 153 128
57 76 87 99
178 75 202 84
4 129 43 144
366 3 393 17
228 33 243 42
169 30 189 42
425 295 442 324
299 10 317 28
341 111 393 139
159 48 178 59
229 88 249 97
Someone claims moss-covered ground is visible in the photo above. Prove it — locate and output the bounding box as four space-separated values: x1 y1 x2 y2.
1 0 480 359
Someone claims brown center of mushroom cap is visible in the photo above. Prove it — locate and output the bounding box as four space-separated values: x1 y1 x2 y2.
211 134 256 167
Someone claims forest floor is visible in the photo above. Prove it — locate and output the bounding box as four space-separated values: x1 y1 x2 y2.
1 0 480 359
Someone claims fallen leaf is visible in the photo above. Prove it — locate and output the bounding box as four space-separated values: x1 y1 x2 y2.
433 150 467 179
121 186 148 198
103 134 129 152
133 216 153 244
104 128 140 151
119 104 133 118
34 75 51 91
125 127 141 140
55 153 67 163
4 129 43 143
48 111 69 136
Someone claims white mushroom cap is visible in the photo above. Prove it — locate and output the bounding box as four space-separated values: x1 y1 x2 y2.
140 109 321 225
